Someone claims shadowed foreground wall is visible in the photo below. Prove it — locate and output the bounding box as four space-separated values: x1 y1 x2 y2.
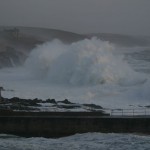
0 113 150 137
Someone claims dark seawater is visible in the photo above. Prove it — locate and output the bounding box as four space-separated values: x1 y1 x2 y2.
0 133 150 150
0 38 150 149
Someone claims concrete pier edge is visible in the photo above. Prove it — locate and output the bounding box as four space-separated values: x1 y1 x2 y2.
0 111 150 137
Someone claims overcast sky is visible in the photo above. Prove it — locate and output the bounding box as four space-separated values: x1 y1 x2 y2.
0 0 150 35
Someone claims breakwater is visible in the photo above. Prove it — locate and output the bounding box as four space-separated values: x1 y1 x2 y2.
0 111 150 137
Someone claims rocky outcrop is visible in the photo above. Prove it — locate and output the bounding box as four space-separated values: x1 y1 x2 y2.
0 97 104 113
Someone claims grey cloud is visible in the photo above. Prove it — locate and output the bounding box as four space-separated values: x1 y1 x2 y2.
0 0 150 35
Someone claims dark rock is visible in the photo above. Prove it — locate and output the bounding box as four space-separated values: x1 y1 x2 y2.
10 104 40 111
145 105 150 108
0 96 105 112
57 105 80 109
33 98 42 103
138 105 144 108
8 97 41 107
45 99 57 104
58 99 74 104
83 104 103 109
10 97 21 103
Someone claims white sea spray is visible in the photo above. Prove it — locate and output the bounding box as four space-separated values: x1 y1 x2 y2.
0 38 149 108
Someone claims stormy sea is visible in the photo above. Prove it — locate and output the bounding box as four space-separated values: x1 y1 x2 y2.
0 27 150 149
0 133 150 150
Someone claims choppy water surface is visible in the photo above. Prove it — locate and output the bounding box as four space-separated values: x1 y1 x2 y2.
0 133 150 150
0 38 150 109
0 38 150 149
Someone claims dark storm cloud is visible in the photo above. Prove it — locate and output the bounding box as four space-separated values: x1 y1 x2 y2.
0 0 150 35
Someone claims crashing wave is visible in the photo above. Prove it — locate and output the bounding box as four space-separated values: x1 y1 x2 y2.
25 37 146 86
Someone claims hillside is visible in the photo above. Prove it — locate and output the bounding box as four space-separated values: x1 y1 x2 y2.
88 33 150 47
0 26 86 68
0 26 150 68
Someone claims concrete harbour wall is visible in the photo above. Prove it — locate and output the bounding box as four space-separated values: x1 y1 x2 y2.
0 112 150 137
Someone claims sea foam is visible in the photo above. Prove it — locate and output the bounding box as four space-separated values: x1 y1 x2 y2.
25 37 145 86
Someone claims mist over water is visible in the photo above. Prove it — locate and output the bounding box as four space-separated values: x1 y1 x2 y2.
0 39 150 148
0 37 149 108
25 39 68 79
25 38 145 86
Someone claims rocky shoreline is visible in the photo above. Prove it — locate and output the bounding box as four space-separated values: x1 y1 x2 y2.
0 97 104 113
